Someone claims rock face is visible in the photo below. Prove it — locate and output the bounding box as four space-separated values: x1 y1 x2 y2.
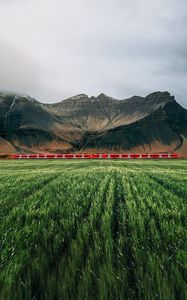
0 91 187 154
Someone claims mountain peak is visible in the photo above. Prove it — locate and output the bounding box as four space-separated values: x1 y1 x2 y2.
145 91 175 104
98 93 115 99
69 94 89 100
146 91 171 99
0 92 38 105
98 93 108 97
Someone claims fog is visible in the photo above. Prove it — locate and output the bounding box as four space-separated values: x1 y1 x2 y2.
0 0 186 107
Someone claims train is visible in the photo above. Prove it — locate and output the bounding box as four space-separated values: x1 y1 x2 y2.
12 153 178 159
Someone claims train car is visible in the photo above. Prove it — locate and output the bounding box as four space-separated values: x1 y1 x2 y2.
110 154 120 159
83 154 92 159
29 154 38 159
56 154 64 158
92 154 100 159
121 154 129 158
64 154 74 159
150 154 160 159
46 154 55 159
130 154 139 159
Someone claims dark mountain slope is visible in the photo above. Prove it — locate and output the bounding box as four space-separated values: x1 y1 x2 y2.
0 94 75 152
164 100 187 138
76 107 181 152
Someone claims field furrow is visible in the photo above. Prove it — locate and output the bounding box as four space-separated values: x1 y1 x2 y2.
0 173 60 220
123 172 186 300
147 173 187 200
60 175 112 300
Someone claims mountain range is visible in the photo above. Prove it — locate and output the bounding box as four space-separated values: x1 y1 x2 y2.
0 91 187 155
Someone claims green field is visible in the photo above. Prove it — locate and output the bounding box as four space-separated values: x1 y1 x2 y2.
0 160 186 300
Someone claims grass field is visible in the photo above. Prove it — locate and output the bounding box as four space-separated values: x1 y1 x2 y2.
0 159 186 300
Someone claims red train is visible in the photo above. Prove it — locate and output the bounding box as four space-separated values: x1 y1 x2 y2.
12 153 178 159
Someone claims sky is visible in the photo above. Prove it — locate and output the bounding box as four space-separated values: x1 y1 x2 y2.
0 0 186 107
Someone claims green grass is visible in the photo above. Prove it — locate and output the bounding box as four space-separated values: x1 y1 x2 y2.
0 160 186 300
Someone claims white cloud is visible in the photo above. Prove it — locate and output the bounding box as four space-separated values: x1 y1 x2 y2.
0 0 186 107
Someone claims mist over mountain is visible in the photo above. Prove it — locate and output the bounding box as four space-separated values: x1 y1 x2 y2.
0 91 187 155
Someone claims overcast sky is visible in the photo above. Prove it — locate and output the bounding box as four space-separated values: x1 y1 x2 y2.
0 0 186 107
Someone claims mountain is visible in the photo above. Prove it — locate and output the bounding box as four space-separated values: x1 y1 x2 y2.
45 92 172 130
0 91 187 155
